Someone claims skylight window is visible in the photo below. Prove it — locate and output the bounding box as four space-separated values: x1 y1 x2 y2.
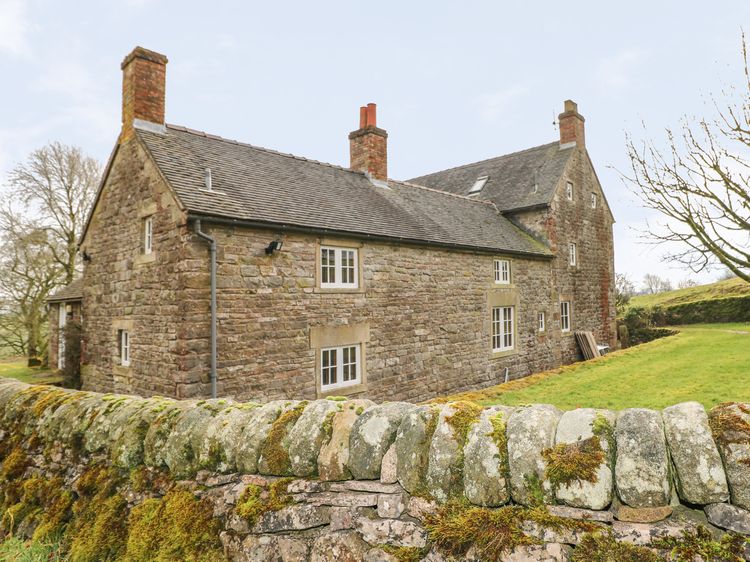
468 175 489 195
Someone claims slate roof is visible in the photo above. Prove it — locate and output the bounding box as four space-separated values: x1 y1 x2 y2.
47 278 83 303
407 142 574 212
135 124 551 257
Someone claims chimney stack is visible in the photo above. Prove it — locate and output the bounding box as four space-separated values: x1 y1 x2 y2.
349 103 388 181
121 46 168 140
558 99 585 149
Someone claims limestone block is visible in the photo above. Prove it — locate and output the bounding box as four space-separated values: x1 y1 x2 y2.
198 403 260 473
662 401 729 505
380 444 397 484
553 408 616 510
377 493 407 518
349 402 415 480
287 399 340 477
253 504 330 533
507 404 562 505
162 400 227 478
317 399 374 481
463 405 514 506
395 404 442 494
143 399 195 468
355 517 428 548
310 531 370 562
705 503 750 535
708 402 750 509
235 400 296 474
615 408 671 507
111 397 178 469
546 505 613 523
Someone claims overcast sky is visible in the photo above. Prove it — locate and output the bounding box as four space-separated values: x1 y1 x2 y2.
1 0 748 288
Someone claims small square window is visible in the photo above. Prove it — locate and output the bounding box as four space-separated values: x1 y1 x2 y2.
320 246 359 289
560 302 571 332
492 306 514 352
321 344 361 390
591 192 597 209
468 175 489 195
569 243 577 266
566 181 574 201
538 312 546 332
118 329 130 367
143 216 153 255
494 259 511 284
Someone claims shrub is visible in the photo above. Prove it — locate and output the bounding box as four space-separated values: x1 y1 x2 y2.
619 307 677 346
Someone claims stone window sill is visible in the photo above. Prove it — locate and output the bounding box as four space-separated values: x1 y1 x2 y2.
491 348 518 359
314 287 365 295
317 382 367 399
135 252 156 267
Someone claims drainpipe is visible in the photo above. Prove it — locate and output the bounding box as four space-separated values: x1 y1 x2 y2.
193 219 218 398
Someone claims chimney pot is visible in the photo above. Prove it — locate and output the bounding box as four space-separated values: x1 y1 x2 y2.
558 99 585 149
120 46 168 140
349 103 388 181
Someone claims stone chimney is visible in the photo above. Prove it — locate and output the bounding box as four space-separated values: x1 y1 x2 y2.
121 46 168 140
349 103 388 181
558 99 585 149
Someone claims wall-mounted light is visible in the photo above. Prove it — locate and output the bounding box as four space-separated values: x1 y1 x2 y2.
265 239 283 255
82 251 92 262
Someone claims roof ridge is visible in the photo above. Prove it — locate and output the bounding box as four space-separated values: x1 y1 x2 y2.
163 123 498 207
408 140 561 182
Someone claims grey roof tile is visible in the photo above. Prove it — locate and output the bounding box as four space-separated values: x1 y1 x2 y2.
47 278 83 302
135 125 551 257
407 142 573 211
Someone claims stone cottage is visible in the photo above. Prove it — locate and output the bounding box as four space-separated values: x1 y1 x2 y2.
51 46 615 402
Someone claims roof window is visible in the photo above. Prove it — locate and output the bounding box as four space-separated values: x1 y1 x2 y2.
468 175 489 195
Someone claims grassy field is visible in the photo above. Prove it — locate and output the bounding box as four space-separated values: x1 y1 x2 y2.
0 358 60 385
435 323 750 411
630 277 750 309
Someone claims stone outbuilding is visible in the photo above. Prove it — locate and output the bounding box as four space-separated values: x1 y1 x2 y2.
46 278 83 370
71 46 615 402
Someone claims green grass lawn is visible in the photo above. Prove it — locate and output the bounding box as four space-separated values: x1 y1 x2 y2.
630 277 750 309
436 323 750 411
0 358 61 385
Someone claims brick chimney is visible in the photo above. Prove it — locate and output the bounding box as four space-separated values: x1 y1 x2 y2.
558 99 585 149
121 46 168 140
349 103 388 181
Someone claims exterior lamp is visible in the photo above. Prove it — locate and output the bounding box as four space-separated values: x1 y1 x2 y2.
265 239 283 255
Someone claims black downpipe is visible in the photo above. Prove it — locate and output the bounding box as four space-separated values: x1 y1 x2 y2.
193 219 217 398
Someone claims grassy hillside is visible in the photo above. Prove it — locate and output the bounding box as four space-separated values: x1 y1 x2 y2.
434 324 750 410
630 277 750 309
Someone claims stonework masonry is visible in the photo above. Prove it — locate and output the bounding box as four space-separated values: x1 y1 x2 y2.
1 380 748 561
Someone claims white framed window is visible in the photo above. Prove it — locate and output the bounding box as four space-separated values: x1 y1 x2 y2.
569 243 577 266
468 175 489 195
119 329 131 367
492 306 514 352
320 246 358 288
538 311 546 332
591 192 597 209
321 344 361 390
566 181 574 201
494 259 511 284
561 302 571 332
143 216 153 254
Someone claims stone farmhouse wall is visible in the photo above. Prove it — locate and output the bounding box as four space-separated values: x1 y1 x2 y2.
81 137 618 404
2 379 749 561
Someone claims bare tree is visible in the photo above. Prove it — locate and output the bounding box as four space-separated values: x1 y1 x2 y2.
643 273 672 295
677 278 699 289
0 142 100 362
6 141 100 283
624 35 750 283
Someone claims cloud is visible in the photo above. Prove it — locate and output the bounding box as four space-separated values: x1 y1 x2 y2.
596 49 645 91
475 84 527 121
0 0 30 56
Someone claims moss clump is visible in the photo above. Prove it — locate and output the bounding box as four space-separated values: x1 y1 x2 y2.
325 395 348 401
129 466 173 494
572 531 662 561
355 406 365 415
321 410 337 445
236 478 294 526
542 437 605 490
523 473 546 507
30 388 71 417
592 414 616 457
125 489 224 561
445 401 482 445
1 447 28 481
379 545 429 562
259 402 307 475
653 525 749 561
425 501 598 561
709 402 750 447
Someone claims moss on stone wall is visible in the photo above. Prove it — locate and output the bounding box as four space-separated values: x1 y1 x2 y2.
235 478 294 527
542 437 605 490
259 402 307 475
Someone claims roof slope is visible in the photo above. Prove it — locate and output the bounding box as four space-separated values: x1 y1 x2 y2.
407 142 574 211
47 278 83 303
135 124 550 256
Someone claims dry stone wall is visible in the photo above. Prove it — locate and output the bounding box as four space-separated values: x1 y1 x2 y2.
1 380 749 561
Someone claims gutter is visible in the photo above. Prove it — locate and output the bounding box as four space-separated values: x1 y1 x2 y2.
186 213 553 260
193 219 218 398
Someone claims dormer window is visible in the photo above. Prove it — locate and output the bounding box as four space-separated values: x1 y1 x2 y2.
566 181 574 201
468 175 489 195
